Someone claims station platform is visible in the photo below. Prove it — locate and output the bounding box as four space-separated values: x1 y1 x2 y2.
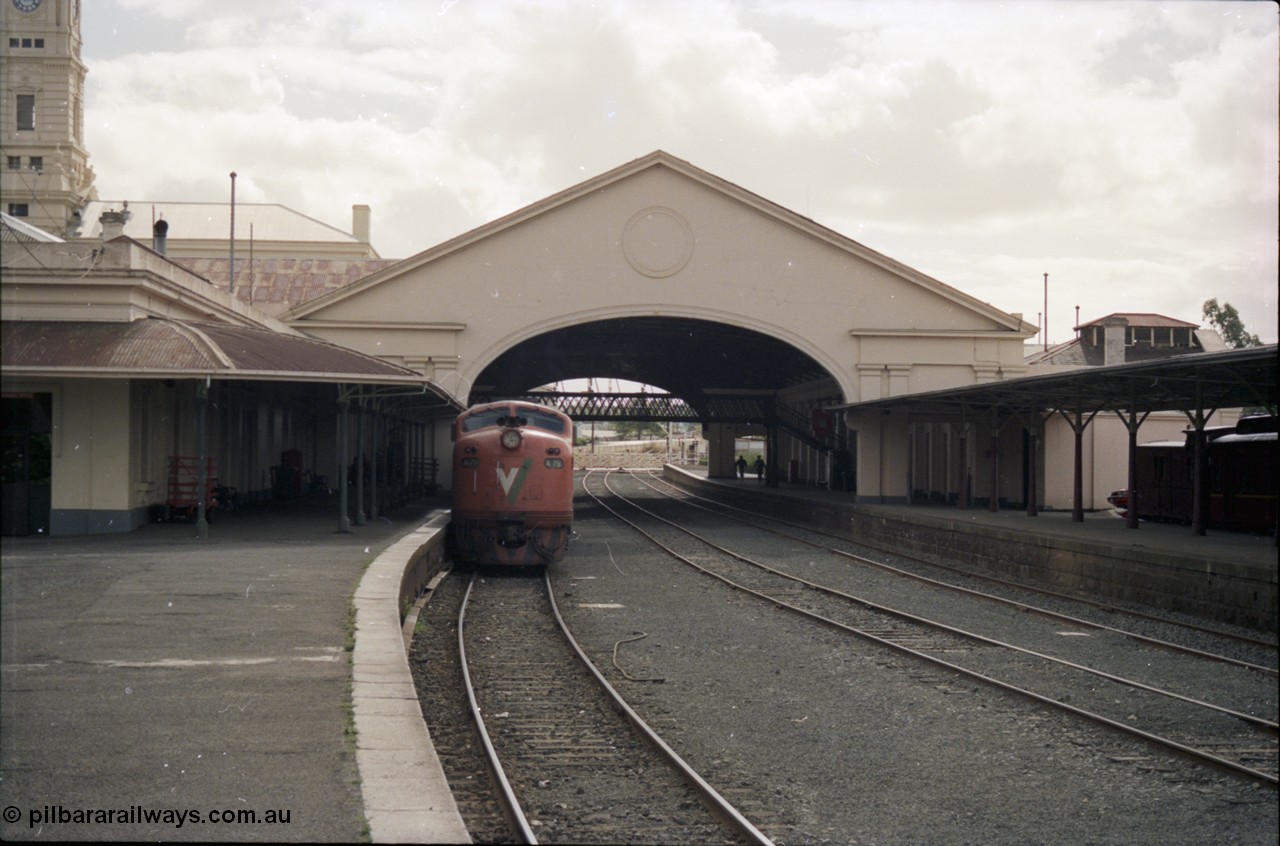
667 464 1278 632
0 496 465 844
669 465 1277 568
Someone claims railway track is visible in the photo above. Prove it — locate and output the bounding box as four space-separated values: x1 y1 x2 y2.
584 469 1278 788
409 572 515 844
645 470 1279 669
415 567 774 844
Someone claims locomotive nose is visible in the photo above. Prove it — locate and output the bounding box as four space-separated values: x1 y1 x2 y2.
497 520 525 545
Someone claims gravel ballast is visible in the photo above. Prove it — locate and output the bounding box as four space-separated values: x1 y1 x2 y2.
539 488 1277 845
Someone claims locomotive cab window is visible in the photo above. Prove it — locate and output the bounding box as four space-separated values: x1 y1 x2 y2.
460 409 507 432
524 409 567 434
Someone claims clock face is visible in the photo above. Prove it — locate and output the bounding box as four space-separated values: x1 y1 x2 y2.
12 0 43 13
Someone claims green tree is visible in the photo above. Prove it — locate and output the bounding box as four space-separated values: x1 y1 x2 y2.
1202 299 1261 349
612 420 667 440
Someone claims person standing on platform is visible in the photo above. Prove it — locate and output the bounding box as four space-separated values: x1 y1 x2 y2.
736 455 747 479
754 456 765 483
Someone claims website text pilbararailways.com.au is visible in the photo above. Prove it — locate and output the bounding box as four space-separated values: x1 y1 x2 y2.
5 803 292 830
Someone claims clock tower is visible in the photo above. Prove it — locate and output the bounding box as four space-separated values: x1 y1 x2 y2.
1 0 96 237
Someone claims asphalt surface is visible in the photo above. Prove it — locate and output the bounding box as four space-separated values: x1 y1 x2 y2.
0 496 441 842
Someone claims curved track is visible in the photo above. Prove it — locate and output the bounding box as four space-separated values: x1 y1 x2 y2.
584 469 1278 787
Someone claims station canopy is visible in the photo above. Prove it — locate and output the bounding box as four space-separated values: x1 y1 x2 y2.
832 345 1277 420
1 317 461 411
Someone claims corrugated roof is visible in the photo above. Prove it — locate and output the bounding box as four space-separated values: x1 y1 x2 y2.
1075 313 1199 330
1 318 433 385
173 257 398 316
1 212 64 243
1024 337 1088 366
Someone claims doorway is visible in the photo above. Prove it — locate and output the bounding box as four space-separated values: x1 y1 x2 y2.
2 393 52 536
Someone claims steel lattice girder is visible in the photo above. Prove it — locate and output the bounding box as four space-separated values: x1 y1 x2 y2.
485 392 774 423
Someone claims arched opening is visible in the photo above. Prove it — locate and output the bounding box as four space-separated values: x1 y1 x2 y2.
469 316 849 487
471 316 835 401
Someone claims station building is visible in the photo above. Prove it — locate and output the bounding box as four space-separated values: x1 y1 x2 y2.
3 0 1267 537
0 212 459 536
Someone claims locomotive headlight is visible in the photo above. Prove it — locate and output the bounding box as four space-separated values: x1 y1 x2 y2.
501 429 522 450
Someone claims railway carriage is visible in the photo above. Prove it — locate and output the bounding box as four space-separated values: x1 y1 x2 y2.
450 400 575 566
1131 414 1277 533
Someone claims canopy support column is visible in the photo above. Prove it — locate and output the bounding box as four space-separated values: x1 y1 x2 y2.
988 406 1000 512
354 402 366 526
1185 383 1211 537
1114 400 1152 530
1054 404 1100 523
337 387 353 533
368 401 380 522
1025 415 1041 517
195 378 210 540
766 400 780 488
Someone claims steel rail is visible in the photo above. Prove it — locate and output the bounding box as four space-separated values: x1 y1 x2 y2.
587 470 1279 787
640 470 1279 673
609 472 1277 731
542 569 776 846
457 573 539 844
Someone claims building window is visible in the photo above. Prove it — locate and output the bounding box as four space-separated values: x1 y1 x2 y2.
17 95 35 131
1126 326 1154 346
29 156 42 171
8 204 30 217
6 156 20 170
34 39 44 48
8 39 17 48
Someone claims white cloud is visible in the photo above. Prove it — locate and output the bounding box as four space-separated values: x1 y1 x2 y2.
82 0 1277 343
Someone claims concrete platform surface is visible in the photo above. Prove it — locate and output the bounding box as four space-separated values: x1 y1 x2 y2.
674 465 1277 569
0 498 461 843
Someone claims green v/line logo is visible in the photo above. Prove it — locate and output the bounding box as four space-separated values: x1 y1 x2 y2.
496 458 534 504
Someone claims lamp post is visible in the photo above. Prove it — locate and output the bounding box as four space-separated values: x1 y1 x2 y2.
195 378 210 539
229 172 237 293
1039 273 1049 353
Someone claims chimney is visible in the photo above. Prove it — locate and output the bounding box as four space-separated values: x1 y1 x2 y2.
99 207 131 240
1102 316 1128 367
352 204 371 243
152 217 169 255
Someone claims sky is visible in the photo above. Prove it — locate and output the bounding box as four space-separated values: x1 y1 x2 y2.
80 0 1278 346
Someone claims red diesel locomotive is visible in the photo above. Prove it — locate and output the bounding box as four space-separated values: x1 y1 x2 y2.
449 400 575 566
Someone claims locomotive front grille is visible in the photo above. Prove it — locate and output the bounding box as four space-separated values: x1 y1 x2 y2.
496 519 526 547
